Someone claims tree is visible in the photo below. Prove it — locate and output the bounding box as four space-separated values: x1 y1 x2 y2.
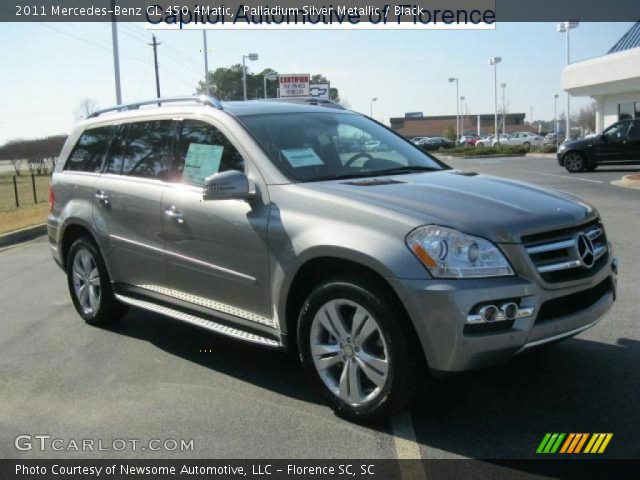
443 124 456 141
573 102 596 133
0 135 67 175
73 98 99 120
196 66 340 101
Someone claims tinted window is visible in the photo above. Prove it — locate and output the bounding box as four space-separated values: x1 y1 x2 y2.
64 126 112 172
174 120 245 187
114 120 175 179
628 121 640 141
239 112 442 182
603 122 629 143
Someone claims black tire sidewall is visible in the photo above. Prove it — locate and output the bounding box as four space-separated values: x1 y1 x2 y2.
297 280 415 422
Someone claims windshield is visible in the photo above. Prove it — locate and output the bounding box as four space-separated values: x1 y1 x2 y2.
237 112 444 182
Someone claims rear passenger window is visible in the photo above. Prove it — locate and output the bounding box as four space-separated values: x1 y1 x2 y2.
174 120 245 187
107 120 175 179
64 126 112 172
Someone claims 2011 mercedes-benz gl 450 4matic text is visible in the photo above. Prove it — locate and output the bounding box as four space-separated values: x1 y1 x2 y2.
48 96 617 422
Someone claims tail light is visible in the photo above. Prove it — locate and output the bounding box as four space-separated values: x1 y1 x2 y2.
49 185 54 213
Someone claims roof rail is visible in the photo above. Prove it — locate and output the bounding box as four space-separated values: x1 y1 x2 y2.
88 95 223 118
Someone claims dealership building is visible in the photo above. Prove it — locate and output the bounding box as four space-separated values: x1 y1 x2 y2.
562 21 640 132
390 113 529 138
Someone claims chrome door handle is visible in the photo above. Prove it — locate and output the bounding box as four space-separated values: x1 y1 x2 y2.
95 191 109 204
165 206 184 223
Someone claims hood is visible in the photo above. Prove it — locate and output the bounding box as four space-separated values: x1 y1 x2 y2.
301 170 597 243
562 137 593 149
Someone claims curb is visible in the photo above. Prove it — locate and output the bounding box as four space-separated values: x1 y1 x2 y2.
619 175 640 188
526 153 558 158
0 223 47 248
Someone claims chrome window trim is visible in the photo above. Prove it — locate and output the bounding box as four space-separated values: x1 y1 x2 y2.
109 234 256 283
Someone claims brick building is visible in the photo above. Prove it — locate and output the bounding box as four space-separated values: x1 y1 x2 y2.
390 113 531 138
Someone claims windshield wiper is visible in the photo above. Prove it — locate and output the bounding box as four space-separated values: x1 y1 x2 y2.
363 165 440 176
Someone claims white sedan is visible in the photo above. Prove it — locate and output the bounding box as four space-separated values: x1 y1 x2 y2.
501 132 543 147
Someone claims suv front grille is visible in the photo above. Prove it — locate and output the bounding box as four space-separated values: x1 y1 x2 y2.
523 219 608 283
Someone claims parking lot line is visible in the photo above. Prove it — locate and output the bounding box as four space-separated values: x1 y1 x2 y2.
519 170 603 184
391 412 426 478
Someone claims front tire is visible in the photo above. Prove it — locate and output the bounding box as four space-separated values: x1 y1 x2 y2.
297 278 418 422
564 151 587 173
66 236 128 325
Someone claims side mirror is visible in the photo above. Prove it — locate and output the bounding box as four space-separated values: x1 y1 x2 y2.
202 170 255 202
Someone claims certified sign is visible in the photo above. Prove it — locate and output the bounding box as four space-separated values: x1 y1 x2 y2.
279 74 310 97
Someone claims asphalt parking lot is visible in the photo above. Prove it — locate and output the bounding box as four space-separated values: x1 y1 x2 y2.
1 156 638 462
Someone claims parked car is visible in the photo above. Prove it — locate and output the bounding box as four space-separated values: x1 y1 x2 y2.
410 136 429 144
459 135 478 147
49 95 617 422
475 134 507 147
558 119 640 172
544 132 563 145
502 132 543 148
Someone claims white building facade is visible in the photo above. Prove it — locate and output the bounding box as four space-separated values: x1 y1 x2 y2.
562 22 640 132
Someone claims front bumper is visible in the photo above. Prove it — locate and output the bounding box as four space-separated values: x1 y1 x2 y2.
389 256 616 373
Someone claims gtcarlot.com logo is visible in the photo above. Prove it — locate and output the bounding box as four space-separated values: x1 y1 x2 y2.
15 434 194 452
536 433 613 454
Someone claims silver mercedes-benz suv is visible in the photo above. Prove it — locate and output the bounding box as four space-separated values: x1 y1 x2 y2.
48 96 617 421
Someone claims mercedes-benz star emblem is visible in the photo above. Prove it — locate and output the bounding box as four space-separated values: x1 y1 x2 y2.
577 233 595 268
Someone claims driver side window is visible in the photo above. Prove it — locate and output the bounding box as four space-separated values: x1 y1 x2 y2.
603 122 629 143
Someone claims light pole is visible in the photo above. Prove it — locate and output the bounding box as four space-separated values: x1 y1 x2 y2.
557 21 579 142
202 31 210 95
500 82 506 134
370 97 377 117
530 106 534 131
263 72 277 99
242 53 259 101
489 57 502 145
460 96 465 135
448 77 459 143
554 93 559 149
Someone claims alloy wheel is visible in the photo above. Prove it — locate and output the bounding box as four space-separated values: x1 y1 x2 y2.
72 248 101 315
309 299 389 406
564 152 585 172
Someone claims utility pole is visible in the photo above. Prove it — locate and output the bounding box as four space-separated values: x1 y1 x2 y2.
110 0 122 104
202 31 209 95
150 34 161 105
500 83 506 134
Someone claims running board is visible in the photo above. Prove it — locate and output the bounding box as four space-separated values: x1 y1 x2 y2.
114 293 282 348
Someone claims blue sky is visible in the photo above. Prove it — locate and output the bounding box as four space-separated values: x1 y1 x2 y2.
0 22 633 143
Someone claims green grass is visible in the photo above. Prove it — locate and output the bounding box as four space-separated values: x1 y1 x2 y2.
445 145 529 157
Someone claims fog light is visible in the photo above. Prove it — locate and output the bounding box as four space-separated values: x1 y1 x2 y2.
478 305 499 322
500 302 519 321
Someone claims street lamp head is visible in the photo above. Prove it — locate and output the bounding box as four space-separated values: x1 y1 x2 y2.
448 77 457 83
247 53 259 61
554 94 559 99
489 57 502 65
500 82 506 88
460 96 465 100
371 97 377 102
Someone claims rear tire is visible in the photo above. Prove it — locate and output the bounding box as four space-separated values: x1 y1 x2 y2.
563 151 587 173
523 141 531 150
66 236 128 326
476 142 484 148
297 277 419 422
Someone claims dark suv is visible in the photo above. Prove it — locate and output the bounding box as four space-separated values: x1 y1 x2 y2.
558 119 640 172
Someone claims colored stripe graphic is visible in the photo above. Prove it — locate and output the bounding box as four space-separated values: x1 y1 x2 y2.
539 433 613 454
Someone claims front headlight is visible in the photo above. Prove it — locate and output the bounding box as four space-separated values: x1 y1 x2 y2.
406 225 514 278
558 144 566 151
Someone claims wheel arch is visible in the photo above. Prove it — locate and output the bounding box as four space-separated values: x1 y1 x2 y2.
280 254 419 358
